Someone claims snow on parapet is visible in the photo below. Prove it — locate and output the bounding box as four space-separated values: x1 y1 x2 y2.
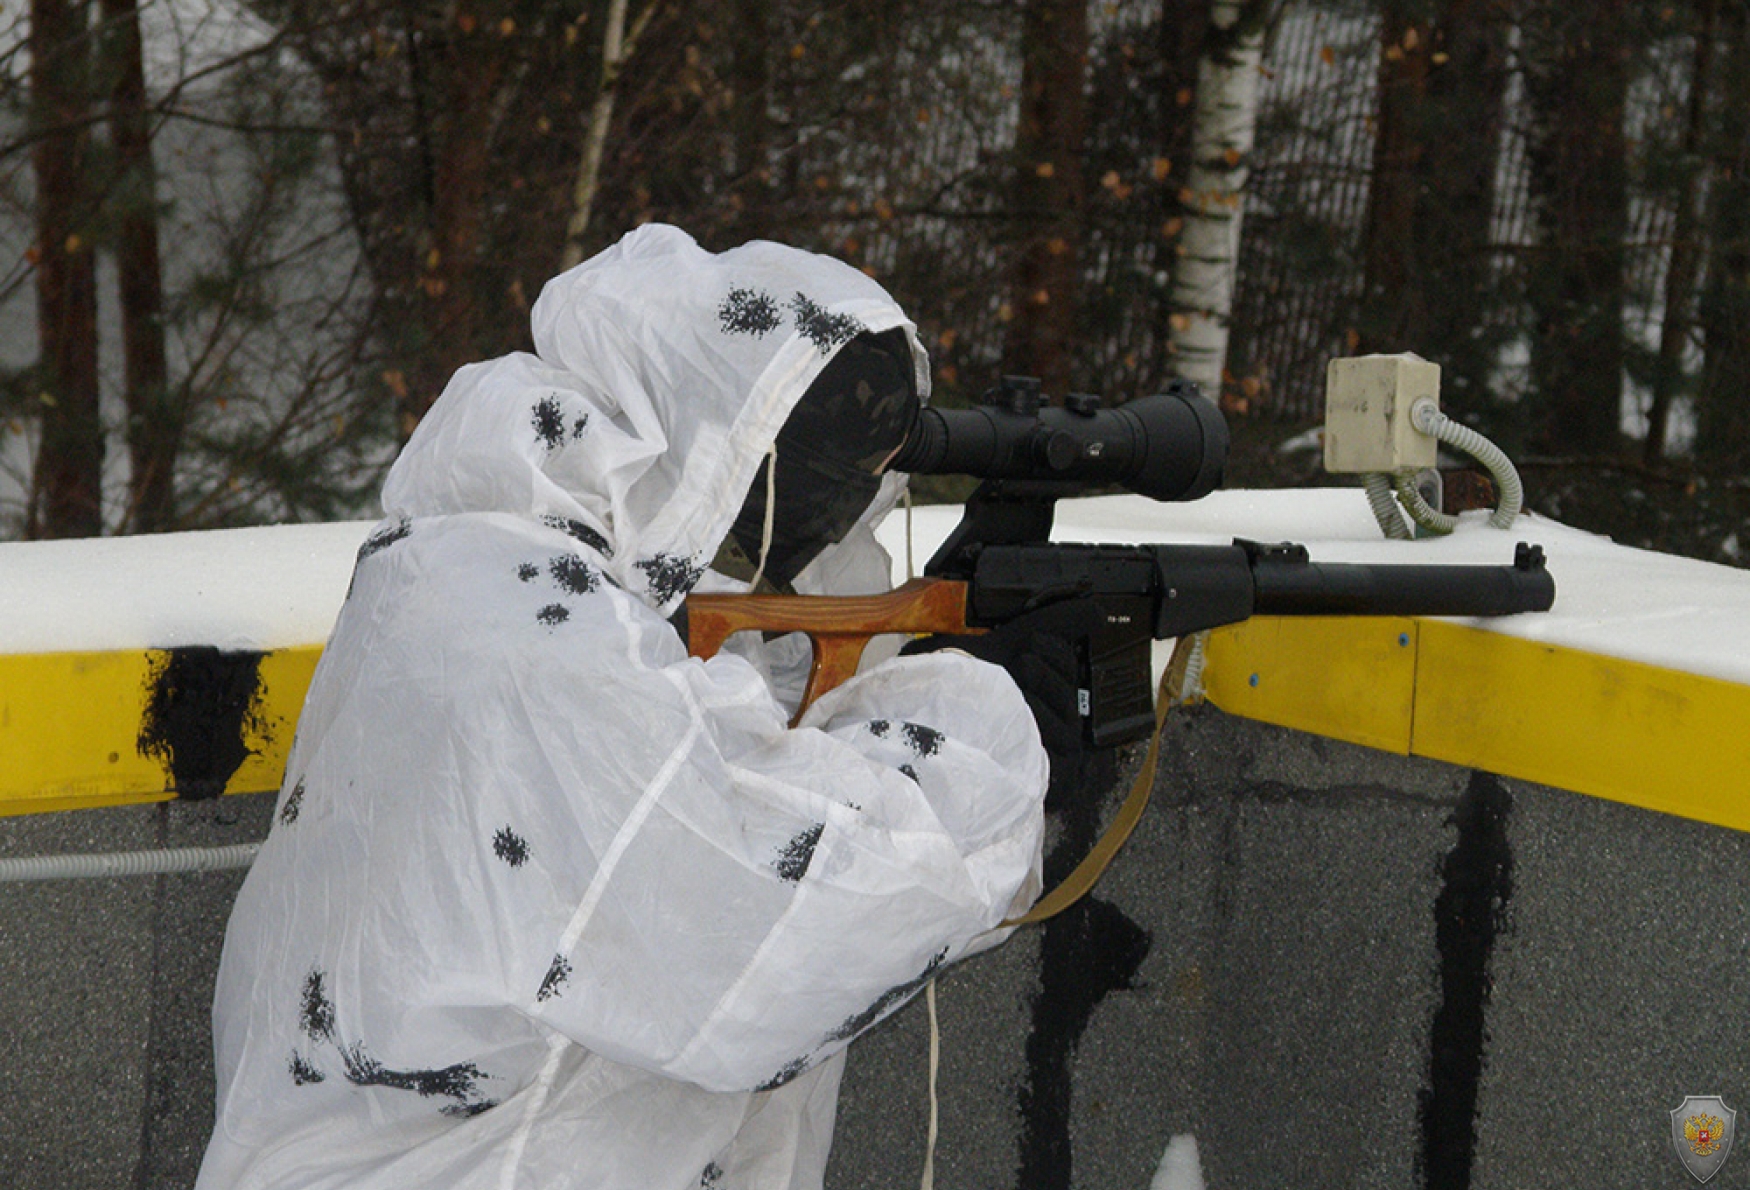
1 490 1747 690
875 489 1750 690
0 522 373 654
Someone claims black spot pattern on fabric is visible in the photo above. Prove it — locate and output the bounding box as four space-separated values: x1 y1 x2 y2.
492 827 529 867
357 518 412 562
824 947 950 1044
752 949 950 1092
300 969 336 1042
338 1043 496 1117
637 553 704 605
540 515 613 558
774 823 824 883
757 1054 814 1093
898 764 918 783
289 1052 325 1085
517 562 540 582
719 287 782 337
572 413 590 440
548 553 599 595
701 1162 725 1189
536 603 571 628
532 395 566 449
790 293 865 352
279 778 305 825
537 955 572 1002
867 719 891 739
295 965 497 1116
901 722 944 758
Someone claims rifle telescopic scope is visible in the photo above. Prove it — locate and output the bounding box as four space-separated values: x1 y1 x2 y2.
890 376 1228 502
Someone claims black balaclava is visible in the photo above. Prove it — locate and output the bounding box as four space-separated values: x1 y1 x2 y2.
714 327 920 592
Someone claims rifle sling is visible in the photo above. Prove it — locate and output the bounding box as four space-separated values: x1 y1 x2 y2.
1001 633 1197 928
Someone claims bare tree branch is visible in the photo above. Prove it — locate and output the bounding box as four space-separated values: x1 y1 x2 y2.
559 0 660 271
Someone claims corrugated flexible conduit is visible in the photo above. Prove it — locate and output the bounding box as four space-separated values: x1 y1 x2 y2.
0 842 260 882
1367 401 1524 538
1365 473 1413 539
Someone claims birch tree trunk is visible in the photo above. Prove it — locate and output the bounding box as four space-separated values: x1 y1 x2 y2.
1166 0 1269 401
560 0 658 272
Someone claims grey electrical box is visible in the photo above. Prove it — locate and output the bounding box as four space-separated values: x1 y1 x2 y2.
1323 353 1440 474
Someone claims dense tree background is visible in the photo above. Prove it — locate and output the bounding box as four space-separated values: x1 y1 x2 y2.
4 0 1749 564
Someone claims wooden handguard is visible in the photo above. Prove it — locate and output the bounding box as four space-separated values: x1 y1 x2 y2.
685 577 980 724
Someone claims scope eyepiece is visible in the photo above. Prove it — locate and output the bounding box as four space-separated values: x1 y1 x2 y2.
889 376 1228 503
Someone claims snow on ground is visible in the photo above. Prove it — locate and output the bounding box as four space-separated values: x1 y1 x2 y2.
0 489 1746 686
1149 1134 1206 1190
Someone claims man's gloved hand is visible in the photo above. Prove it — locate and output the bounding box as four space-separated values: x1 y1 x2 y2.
901 599 1105 797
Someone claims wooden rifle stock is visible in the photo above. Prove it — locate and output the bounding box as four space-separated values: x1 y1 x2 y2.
685 577 980 724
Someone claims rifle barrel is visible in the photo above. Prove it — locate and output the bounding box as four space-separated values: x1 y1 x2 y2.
1246 541 1556 619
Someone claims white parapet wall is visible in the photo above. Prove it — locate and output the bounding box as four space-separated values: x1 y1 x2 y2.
3 491 1749 1189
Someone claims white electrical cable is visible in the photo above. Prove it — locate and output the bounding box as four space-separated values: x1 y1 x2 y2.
0 842 260 883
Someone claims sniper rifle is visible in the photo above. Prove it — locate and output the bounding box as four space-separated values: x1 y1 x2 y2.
685 376 1556 745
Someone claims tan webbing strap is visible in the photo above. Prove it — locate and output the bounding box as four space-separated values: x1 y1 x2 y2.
1001 634 1199 928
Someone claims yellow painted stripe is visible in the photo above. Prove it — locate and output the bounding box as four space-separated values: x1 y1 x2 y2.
1203 617 1750 834
1202 617 1421 756
1410 621 1750 831
5 620 1748 832
0 646 320 817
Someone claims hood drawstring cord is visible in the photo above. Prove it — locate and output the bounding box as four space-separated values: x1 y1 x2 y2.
747 444 779 593
902 486 915 582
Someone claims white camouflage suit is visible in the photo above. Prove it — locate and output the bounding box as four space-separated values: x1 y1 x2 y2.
196 225 1049 1190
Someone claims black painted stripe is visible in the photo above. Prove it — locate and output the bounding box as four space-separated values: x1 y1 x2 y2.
137 647 268 800
1418 771 1515 1190
1016 748 1152 1189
